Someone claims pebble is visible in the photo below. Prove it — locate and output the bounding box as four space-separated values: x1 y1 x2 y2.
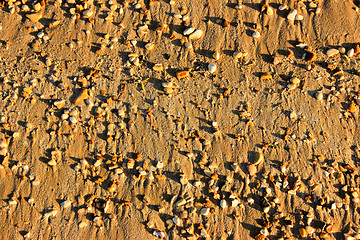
82 9 94 18
69 117 77 124
295 14 304 21
200 207 210 216
44 209 57 219
252 31 260 38
231 199 239 207
173 217 181 226
347 48 354 57
220 199 227 209
27 12 42 22
339 47 346 54
299 228 307 238
61 200 71 208
183 27 195 35
279 4 287 10
247 164 257 176
189 29 203 40
287 9 297 20
79 221 88 228
316 92 323 100
326 48 339 57
208 63 217 73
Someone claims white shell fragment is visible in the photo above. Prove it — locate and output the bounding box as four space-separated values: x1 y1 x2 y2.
326 48 339 57
200 207 210 216
220 199 227 209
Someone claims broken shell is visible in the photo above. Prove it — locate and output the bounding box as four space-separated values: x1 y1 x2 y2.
287 83 297 90
208 63 217 73
189 29 203 40
183 27 195 35
48 159 57 166
220 199 227 209
252 31 260 38
326 48 339 57
253 151 264 165
287 9 297 20
153 63 165 71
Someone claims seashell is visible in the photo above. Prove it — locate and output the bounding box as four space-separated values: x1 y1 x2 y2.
266 6 273 15
208 63 217 73
220 199 227 208
189 29 203 40
287 9 297 20
235 4 243 10
252 31 260 38
200 207 210 216
326 48 339 57
183 27 195 35
247 164 257 176
253 151 264 165
27 12 42 22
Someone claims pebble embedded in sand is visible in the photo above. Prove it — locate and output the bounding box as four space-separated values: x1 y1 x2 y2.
316 92 323 100
347 48 354 57
220 199 227 208
299 228 307 238
287 9 297 20
326 48 339 57
252 31 260 38
73 89 89 105
176 70 189 80
183 27 195 35
208 63 217 73
189 29 203 40
61 200 71 208
295 14 304 21
172 217 181 226
200 207 210 216
247 164 257 176
279 4 287 10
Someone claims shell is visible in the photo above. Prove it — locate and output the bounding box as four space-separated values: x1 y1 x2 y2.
347 48 355 57
200 207 210 216
287 9 297 20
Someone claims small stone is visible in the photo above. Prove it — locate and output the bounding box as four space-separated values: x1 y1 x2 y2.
326 48 339 57
252 31 260 38
73 89 89 105
291 77 301 85
61 200 71 208
33 2 41 11
299 228 307 238
347 48 355 57
83 9 94 18
176 71 189 80
287 83 297 90
279 4 287 10
339 47 346 54
316 92 323 100
247 164 257 176
183 27 195 35
220 199 227 209
189 29 203 40
208 63 217 73
200 207 210 216
54 100 65 108
48 159 57 166
172 217 181 226
295 14 304 20
287 9 297 20
27 12 42 22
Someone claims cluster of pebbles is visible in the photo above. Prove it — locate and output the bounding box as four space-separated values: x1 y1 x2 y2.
1 0 360 239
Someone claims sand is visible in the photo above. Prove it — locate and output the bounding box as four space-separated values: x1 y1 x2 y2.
1 0 360 239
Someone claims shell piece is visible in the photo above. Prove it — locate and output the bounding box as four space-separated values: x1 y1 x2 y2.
253 151 264 165
172 217 181 226
347 48 354 57
287 9 297 20
326 48 339 57
189 29 203 40
61 200 71 208
208 63 217 73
